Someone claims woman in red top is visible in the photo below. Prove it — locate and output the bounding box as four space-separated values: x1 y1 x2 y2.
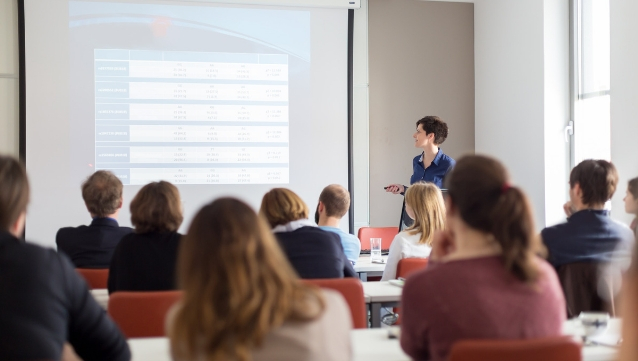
400 155 566 361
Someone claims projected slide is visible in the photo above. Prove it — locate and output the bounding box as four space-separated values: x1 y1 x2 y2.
94 49 289 185
68 1 312 185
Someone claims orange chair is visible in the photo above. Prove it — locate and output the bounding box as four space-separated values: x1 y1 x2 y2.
392 258 428 325
108 291 182 338
358 227 399 251
448 337 581 361
75 268 109 289
303 278 367 329
397 258 428 279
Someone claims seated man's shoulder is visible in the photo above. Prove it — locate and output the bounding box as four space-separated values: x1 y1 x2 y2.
6 240 67 270
56 224 89 236
540 221 570 244
343 231 360 242
117 226 134 234
610 219 634 237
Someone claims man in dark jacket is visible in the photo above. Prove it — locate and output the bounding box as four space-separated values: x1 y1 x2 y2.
57 170 132 268
0 156 130 361
542 159 634 269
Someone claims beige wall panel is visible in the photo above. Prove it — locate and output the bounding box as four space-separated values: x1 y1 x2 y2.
368 0 475 226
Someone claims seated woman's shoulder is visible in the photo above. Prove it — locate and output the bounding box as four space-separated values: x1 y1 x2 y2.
533 257 561 283
315 288 353 328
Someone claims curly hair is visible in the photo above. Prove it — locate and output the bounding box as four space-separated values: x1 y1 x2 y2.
416 116 449 145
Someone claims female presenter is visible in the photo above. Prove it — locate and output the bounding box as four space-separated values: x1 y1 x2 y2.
385 116 455 228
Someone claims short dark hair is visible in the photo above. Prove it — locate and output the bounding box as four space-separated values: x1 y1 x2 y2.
0 156 29 231
130 181 183 233
416 116 449 145
319 184 350 218
628 177 638 199
569 159 618 206
82 171 123 217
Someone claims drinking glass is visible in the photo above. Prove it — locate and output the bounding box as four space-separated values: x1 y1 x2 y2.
370 238 382 261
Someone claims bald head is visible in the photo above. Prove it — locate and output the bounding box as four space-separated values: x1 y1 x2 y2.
319 184 350 218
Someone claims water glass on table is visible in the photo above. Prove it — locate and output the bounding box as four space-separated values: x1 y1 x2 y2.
579 312 610 337
370 238 382 262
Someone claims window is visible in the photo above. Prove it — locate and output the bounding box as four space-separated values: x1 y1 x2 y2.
571 0 611 165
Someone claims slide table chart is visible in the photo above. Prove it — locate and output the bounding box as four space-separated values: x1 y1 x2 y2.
94 49 289 185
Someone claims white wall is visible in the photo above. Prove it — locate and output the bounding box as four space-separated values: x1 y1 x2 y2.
610 0 638 224
475 0 570 229
0 0 19 156
543 0 571 227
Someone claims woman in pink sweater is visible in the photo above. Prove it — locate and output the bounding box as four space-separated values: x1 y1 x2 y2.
400 155 566 361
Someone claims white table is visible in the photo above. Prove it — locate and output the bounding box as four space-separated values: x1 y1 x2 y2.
354 255 387 281
128 321 620 361
563 318 620 361
362 281 403 328
91 289 109 310
352 328 409 361
126 331 410 361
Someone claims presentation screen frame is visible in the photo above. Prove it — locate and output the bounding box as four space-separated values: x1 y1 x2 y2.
16 0 356 233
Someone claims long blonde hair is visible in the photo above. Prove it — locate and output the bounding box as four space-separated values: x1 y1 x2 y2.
169 198 325 361
404 182 446 245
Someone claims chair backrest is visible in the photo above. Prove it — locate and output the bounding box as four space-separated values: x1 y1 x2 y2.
557 262 615 318
303 278 367 329
397 258 428 279
108 291 182 338
75 268 109 289
357 227 399 250
448 337 581 361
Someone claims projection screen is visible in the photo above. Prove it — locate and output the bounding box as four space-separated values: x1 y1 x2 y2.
23 0 354 247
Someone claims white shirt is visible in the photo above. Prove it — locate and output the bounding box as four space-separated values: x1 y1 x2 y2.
381 231 431 281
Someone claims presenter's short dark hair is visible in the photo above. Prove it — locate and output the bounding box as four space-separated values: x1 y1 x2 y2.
82 171 123 217
130 181 183 233
0 156 29 231
319 184 350 218
569 159 618 206
416 116 449 145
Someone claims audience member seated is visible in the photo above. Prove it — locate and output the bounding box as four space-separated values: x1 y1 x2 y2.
0 156 130 361
260 188 356 279
316 184 361 265
400 155 565 361
108 181 183 294
381 182 445 281
168 197 352 361
56 170 133 268
624 177 638 235
542 160 634 270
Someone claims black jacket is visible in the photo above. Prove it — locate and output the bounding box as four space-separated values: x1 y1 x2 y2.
108 231 182 294
275 226 357 279
56 218 133 268
0 231 130 361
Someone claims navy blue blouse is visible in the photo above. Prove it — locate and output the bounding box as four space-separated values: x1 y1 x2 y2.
409 149 456 188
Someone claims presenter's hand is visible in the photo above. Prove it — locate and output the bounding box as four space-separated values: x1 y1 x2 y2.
385 184 405 194
430 230 456 261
